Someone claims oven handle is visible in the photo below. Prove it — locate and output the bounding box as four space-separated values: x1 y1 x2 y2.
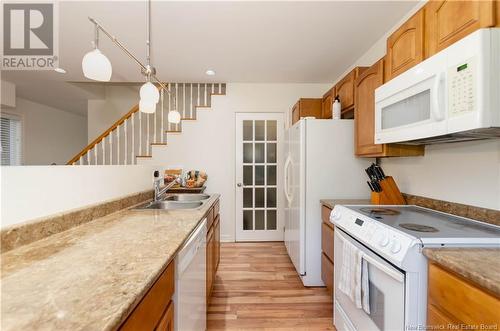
337 230 404 283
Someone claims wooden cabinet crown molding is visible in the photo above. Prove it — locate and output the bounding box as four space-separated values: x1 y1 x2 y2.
386 9 425 81
424 0 497 58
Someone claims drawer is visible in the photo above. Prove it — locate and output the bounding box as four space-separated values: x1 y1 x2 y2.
321 222 334 262
428 263 500 325
120 261 175 330
321 253 334 296
321 205 333 227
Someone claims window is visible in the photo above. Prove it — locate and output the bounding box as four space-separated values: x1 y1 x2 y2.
1 113 22 165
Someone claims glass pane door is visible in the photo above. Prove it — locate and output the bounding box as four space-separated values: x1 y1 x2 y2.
236 113 284 241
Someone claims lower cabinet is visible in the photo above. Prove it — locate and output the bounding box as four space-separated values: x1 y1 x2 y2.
321 205 334 295
427 263 500 329
206 199 221 304
119 260 175 331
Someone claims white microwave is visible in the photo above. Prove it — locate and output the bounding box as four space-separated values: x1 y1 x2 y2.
375 28 500 145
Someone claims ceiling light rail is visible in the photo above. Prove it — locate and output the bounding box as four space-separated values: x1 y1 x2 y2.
81 0 181 122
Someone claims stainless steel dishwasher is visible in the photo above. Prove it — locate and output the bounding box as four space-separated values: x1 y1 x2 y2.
173 218 207 331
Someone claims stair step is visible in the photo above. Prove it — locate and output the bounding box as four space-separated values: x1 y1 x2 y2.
151 142 167 146
136 155 152 158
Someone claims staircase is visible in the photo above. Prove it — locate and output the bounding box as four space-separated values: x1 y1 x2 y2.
67 83 226 165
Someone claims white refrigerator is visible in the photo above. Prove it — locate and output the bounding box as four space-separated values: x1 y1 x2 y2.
284 119 372 286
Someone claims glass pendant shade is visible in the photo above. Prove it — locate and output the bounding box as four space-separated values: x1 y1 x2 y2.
140 82 160 103
82 49 112 81
139 99 156 113
168 110 181 124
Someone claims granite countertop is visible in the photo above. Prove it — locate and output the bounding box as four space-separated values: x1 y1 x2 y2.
320 199 371 210
0 194 219 331
423 248 500 296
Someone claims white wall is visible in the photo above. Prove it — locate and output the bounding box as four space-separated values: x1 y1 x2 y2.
139 83 330 242
0 164 161 228
328 0 500 210
2 97 87 165
87 85 139 142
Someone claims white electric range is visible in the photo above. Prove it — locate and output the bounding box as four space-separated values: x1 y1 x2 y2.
330 205 500 331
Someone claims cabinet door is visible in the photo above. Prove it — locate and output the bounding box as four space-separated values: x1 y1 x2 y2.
322 88 334 119
335 70 356 112
425 0 496 58
386 9 424 81
321 253 334 296
155 301 174 331
355 59 385 156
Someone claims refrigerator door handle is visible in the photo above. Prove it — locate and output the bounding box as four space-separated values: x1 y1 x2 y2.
284 155 293 204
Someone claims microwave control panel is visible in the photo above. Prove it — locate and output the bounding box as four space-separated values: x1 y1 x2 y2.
448 57 476 116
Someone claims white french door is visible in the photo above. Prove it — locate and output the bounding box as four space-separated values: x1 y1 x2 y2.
235 113 284 241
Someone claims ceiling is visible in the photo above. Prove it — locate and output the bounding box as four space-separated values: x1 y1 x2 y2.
2 0 418 115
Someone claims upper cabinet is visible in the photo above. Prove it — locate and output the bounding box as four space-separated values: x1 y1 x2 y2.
425 0 497 58
355 58 425 157
335 67 367 118
291 98 322 126
321 87 334 119
385 9 425 81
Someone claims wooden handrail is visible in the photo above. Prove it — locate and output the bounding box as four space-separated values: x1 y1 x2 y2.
67 104 139 165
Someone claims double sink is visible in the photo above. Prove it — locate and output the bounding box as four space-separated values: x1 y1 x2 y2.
134 193 210 210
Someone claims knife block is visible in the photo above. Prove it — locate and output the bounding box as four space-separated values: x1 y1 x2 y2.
370 176 406 205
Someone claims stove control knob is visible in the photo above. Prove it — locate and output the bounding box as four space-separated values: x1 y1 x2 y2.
377 232 389 247
390 239 402 254
333 211 341 221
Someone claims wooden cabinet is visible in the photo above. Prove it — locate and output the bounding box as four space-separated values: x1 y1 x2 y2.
156 301 174 331
354 58 425 157
291 98 322 125
321 87 334 119
385 9 425 81
320 205 334 295
425 0 497 58
120 261 175 331
427 263 500 329
206 199 221 304
334 67 367 118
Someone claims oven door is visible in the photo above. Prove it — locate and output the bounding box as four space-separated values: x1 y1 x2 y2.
334 229 405 331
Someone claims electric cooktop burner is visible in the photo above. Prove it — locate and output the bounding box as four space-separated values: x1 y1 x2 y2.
359 207 400 216
399 223 439 233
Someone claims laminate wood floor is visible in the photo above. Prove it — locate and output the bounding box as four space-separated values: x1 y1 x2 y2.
207 242 335 331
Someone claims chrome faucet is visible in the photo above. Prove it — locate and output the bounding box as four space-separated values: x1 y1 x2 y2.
153 171 181 202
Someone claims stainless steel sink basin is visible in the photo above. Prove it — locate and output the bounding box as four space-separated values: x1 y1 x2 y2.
134 201 203 210
163 194 210 202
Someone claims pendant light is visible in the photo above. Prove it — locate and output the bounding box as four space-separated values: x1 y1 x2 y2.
140 81 159 104
168 109 181 124
82 28 112 81
139 99 156 114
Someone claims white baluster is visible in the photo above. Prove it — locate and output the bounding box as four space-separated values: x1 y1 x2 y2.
124 119 128 165
147 112 150 155
94 145 97 165
190 83 193 119
102 137 105 165
175 83 179 119
117 127 120 164
204 83 208 105
131 112 135 164
139 111 143 156
154 97 157 143
160 90 164 143
197 83 200 106
109 129 113 165
211 83 214 94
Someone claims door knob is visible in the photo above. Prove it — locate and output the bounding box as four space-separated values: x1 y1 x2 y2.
237 183 242 187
